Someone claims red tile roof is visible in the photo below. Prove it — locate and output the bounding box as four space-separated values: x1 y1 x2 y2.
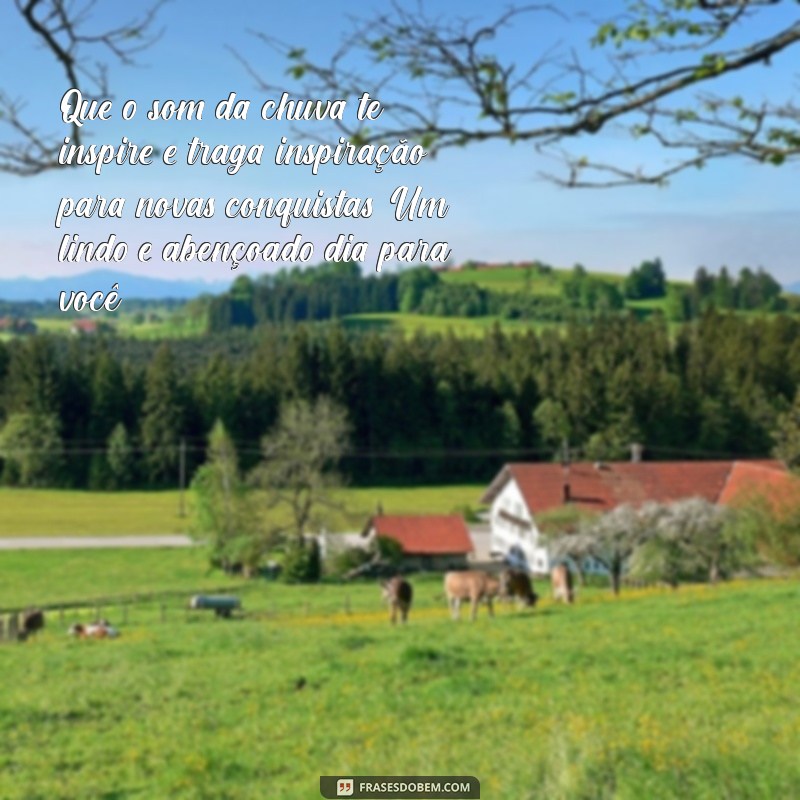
482 460 788 515
719 461 799 517
72 319 100 333
369 515 473 556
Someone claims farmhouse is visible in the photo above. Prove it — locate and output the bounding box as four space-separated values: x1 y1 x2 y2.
482 459 789 574
363 514 474 571
70 319 114 336
71 319 98 335
719 461 800 518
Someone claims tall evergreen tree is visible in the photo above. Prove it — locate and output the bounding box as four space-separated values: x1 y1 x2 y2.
87 347 127 489
141 344 186 487
106 423 137 490
3 336 61 416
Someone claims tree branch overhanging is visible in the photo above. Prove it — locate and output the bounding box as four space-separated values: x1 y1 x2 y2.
1 0 165 175
251 0 800 187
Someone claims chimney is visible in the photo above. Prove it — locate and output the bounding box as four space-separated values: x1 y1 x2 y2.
631 443 644 463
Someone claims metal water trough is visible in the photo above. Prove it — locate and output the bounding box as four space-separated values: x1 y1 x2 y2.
189 595 242 618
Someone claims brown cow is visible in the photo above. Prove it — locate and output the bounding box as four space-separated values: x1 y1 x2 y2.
499 568 538 608
444 570 501 621
551 564 575 604
382 576 413 624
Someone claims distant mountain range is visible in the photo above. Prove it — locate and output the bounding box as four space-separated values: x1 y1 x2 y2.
0 270 230 302
787 281 800 295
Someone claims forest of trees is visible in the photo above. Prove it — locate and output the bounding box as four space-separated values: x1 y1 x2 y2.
202 261 794 332
0 310 798 490
668 267 789 320
205 262 582 330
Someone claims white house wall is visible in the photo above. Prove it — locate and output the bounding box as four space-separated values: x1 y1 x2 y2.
489 479 550 574
488 477 608 577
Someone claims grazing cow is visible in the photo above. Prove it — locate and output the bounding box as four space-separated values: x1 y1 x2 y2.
551 564 575 604
68 620 120 639
444 570 501 621
18 608 45 641
499 568 539 608
382 576 413 624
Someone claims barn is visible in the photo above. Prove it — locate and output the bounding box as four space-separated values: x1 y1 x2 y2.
481 459 789 575
362 514 474 571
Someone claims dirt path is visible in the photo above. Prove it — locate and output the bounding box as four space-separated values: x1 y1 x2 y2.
0 535 196 550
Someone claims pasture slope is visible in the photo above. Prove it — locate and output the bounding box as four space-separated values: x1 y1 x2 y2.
0 485 484 537
0 554 798 800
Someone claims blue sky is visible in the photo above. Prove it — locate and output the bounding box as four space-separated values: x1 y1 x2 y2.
0 0 798 286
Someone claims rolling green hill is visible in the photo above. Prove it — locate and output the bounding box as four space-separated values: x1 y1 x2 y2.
5 261 795 342
0 485 485 537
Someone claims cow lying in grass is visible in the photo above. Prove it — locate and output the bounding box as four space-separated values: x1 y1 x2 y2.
68 620 120 639
444 570 501 621
381 576 413 624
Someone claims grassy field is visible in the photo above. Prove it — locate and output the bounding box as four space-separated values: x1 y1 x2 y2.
0 548 227 609
0 485 486 537
116 313 207 340
439 264 628 295
27 317 75 335
26 312 206 340
0 553 798 799
440 265 566 295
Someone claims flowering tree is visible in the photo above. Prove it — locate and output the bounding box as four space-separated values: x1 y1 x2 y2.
631 497 752 585
550 502 665 594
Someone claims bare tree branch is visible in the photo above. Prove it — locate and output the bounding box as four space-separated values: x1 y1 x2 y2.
0 0 166 175
247 0 800 186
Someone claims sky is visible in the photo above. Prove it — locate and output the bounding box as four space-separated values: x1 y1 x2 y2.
0 0 798 288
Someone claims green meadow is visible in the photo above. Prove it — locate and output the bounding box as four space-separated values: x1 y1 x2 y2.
0 485 485 537
0 553 798 799
438 264 627 294
0 549 224 608
439 264 567 295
